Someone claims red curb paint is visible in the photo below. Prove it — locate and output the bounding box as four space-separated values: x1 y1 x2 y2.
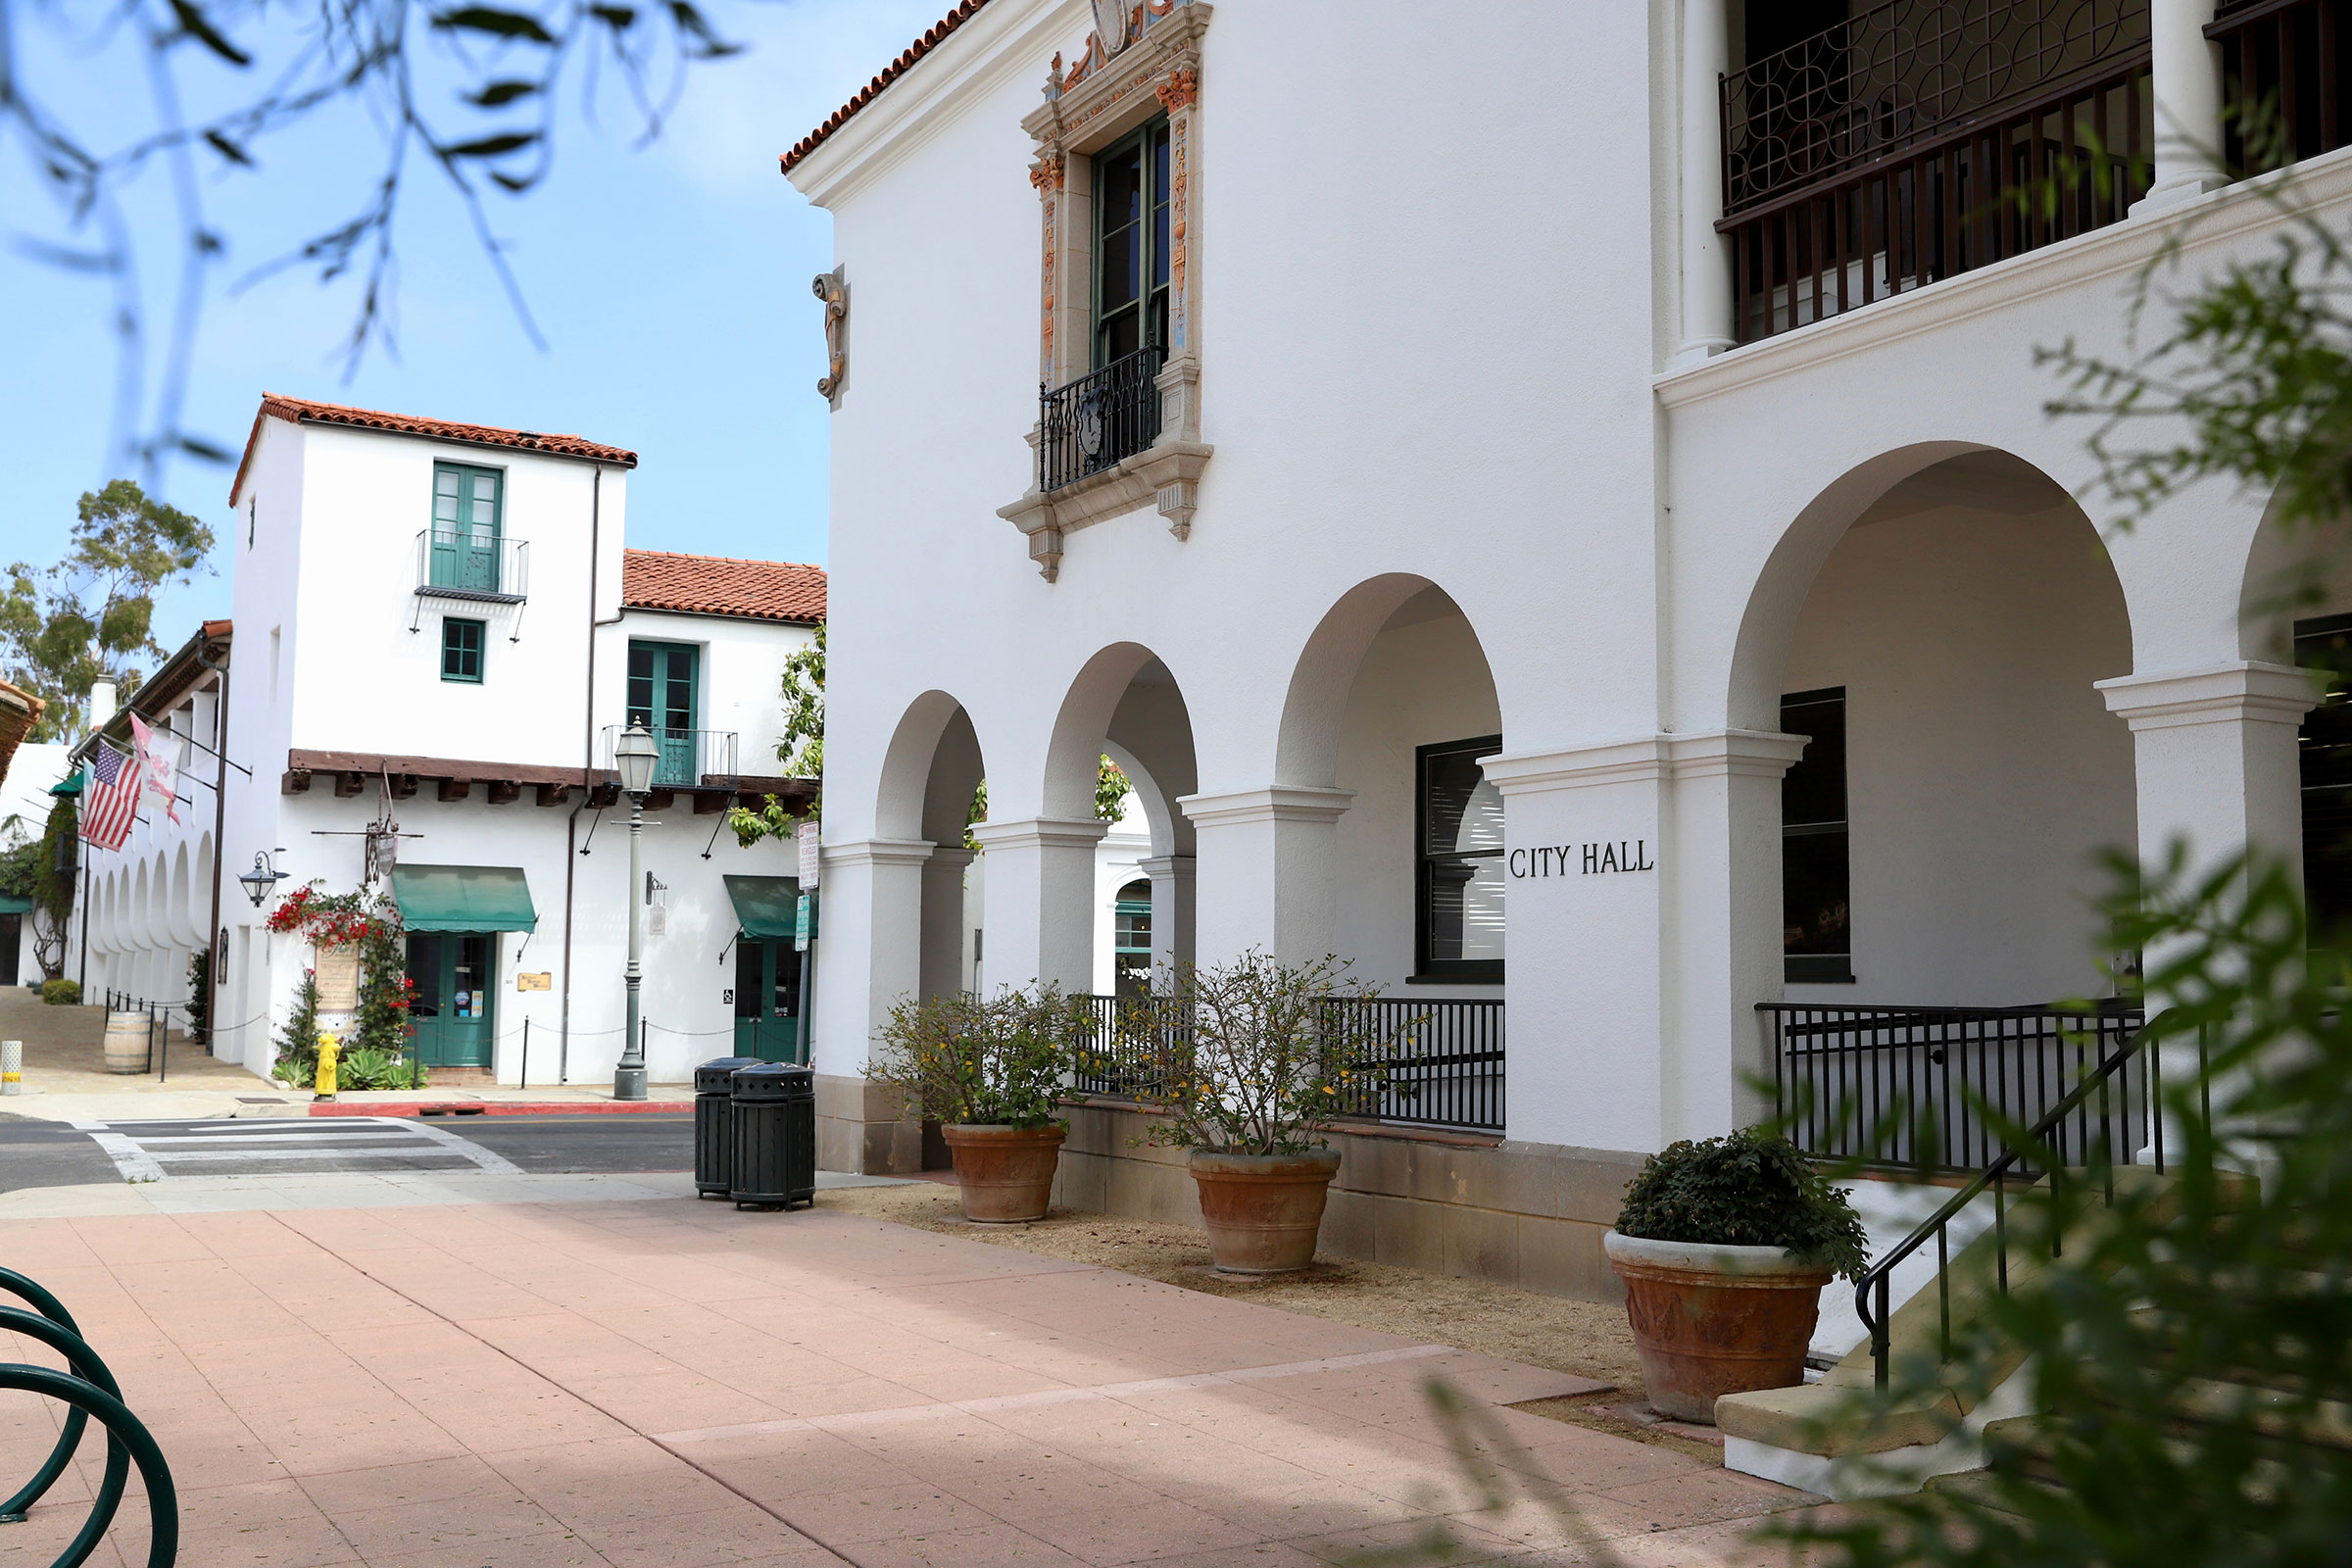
309 1100 692 1117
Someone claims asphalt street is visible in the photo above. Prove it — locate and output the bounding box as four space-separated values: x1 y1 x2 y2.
0 1111 693 1191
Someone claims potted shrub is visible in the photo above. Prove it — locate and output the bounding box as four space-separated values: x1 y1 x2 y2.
869 986 1074 1223
1604 1126 1869 1423
1130 953 1388 1274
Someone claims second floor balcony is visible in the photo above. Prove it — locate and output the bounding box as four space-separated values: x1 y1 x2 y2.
1719 0 2155 343
414 527 528 605
1039 344 1166 494
601 723 738 791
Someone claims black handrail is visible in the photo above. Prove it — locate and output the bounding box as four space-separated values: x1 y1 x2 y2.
0 1264 178 1565
1852 1010 2171 1389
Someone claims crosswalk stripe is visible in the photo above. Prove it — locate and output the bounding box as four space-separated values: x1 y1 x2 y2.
71 1115 523 1181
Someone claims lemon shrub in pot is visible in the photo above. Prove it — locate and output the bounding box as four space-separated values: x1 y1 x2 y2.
1124 953 1391 1274
1605 1127 1869 1422
868 986 1076 1223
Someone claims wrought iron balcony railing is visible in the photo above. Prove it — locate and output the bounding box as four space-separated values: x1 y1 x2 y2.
414 527 528 604
1039 345 1165 494
601 724 739 790
1719 0 2152 343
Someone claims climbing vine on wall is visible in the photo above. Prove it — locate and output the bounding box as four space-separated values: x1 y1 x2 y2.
264 883 412 1054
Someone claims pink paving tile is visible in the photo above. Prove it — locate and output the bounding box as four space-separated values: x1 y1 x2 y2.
317 1490 567 1557
1283 1514 1528 1566
173 1477 329 1533
368 1528 612 1568
296 1455 517 1511
681 1430 933 1501
564 1508 815 1568
1128 1545 1331 1568
1020 1494 1270 1566
68 1215 218 1265
834 1520 1092 1568
764 1481 989 1544
1180 1478 1430 1541
1574 1468 1810 1540
169 1509 366 1568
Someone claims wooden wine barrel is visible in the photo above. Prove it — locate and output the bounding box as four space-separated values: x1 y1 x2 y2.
102 1012 150 1075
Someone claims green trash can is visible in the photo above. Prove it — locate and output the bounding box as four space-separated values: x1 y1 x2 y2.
695 1056 761 1200
729 1063 816 1210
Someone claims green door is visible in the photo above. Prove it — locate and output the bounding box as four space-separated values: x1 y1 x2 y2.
733 939 803 1062
627 641 699 786
430 465 504 592
406 931 496 1068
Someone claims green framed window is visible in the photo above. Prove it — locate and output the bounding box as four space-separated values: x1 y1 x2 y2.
441 617 485 683
1113 879 1152 1000
627 640 700 786
430 464 504 593
1782 687 1851 983
1417 736 1505 980
1094 117 1173 367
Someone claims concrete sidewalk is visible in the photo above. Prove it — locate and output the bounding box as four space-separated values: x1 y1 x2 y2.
0 1195 1817 1566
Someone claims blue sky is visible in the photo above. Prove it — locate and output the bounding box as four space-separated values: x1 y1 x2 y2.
0 0 945 660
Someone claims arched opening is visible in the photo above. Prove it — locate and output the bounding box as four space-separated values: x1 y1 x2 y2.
1733 448 2139 1162
2239 507 2352 931
1030 643 1199 996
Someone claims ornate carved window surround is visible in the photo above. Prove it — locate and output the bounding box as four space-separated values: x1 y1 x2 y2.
997 0 1211 582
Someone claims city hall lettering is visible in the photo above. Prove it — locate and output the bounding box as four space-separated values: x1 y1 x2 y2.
1507 841 1655 878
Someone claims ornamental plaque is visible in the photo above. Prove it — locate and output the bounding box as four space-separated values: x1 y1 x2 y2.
314 946 361 1011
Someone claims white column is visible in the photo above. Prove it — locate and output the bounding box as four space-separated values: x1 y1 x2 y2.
808 837 933 1080
2096 662 2316 879
1673 0 1735 366
2138 0 2227 213
1137 853 1196 988
919 846 975 1001
1177 786 1353 966
1659 729 1810 1144
969 817 1108 994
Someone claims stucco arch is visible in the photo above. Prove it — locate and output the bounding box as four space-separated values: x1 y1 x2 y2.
2235 485 2352 661
1040 643 1200 845
873 690 990 843
1277 574 1497 787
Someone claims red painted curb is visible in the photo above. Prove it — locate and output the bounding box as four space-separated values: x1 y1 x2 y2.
309 1100 693 1117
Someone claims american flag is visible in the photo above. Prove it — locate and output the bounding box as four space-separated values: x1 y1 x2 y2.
82 742 140 852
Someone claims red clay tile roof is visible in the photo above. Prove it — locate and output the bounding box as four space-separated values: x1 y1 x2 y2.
621 550 826 625
779 0 994 176
230 393 637 505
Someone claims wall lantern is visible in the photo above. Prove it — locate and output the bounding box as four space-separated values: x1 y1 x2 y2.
238 850 288 908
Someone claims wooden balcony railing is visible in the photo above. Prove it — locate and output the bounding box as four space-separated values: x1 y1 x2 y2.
1719 0 2152 344
2211 0 2352 173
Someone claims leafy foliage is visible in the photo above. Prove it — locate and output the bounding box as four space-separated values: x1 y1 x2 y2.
1613 1126 1869 1282
1126 953 1390 1157
1770 850 2352 1565
265 883 412 1054
40 979 79 1005
184 948 210 1045
335 1045 421 1091
271 970 324 1086
5 0 763 480
0 482 214 741
0 799 79 980
959 760 1135 852
730 624 824 847
867 985 1077 1130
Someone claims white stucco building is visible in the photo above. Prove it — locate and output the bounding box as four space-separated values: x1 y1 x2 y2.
70 395 829 1086
784 0 2352 1288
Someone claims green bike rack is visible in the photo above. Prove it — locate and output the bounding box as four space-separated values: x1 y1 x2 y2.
0 1265 177 1566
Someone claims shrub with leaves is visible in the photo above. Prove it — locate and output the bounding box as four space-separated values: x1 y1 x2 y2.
1129 953 1391 1157
271 969 324 1087
40 979 79 1006
1613 1126 1869 1282
1768 849 2352 1565
867 986 1075 1130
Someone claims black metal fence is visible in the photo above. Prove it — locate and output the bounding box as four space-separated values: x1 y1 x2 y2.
1069 993 1504 1135
1762 1000 2148 1175
1039 345 1164 493
2211 0 2352 174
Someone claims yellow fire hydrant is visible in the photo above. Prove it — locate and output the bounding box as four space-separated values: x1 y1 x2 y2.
314 1032 341 1102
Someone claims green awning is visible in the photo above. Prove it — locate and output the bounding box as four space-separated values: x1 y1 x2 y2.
0 893 31 915
723 875 800 940
48 770 82 798
391 863 537 933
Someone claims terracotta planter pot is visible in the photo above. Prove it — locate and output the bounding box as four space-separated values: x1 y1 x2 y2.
941 1123 1066 1223
1603 1230 1834 1424
1189 1150 1343 1274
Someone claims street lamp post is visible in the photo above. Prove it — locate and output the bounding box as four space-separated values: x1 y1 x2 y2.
612 722 660 1102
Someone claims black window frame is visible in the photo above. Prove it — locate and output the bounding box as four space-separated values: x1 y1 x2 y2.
1415 734 1505 983
2294 613 2352 940
1781 686 1852 984
440 617 485 684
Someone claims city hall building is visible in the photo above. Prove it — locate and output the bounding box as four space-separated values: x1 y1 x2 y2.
788 0 2352 1294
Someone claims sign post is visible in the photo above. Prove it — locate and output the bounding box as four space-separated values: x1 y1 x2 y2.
794 821 820 1065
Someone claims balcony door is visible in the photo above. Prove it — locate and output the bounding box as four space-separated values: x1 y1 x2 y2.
1094 118 1172 368
430 464 503 593
627 641 699 787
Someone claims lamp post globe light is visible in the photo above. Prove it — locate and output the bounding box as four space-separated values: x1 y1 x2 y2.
613 722 661 1102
